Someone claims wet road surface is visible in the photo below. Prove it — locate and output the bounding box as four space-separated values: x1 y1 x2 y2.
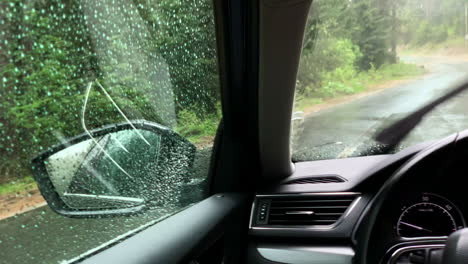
0 206 176 264
0 150 208 264
2 56 468 264
293 56 468 161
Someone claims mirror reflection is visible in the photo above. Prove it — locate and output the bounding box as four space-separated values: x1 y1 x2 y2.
45 129 163 210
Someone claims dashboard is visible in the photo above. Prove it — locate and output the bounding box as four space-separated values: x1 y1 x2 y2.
247 135 468 264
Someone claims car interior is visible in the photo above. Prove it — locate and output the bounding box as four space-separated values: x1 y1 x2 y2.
4 0 468 264
67 0 468 263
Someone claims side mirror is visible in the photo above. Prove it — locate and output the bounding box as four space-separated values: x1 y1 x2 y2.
31 120 197 217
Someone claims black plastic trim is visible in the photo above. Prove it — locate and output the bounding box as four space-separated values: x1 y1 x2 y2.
257 0 313 179
249 193 371 238
77 193 246 264
260 141 433 194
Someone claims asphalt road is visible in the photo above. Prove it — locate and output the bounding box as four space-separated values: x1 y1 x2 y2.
2 56 468 264
293 56 468 161
0 205 177 264
0 145 209 264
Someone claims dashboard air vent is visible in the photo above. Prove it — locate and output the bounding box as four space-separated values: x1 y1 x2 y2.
254 194 357 226
284 175 345 185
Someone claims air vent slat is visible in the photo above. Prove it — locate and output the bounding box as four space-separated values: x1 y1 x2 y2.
269 212 344 216
270 206 349 210
271 199 354 204
314 213 343 216
256 194 358 227
269 219 336 223
283 175 346 185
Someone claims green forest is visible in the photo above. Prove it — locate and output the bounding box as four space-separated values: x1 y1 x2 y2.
296 0 468 109
1 0 468 185
0 0 220 184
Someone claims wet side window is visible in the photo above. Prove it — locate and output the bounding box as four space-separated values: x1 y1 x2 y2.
0 0 221 263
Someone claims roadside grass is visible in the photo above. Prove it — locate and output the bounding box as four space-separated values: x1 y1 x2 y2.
295 62 425 112
363 62 425 85
400 37 468 56
0 176 37 196
295 97 324 113
175 109 220 146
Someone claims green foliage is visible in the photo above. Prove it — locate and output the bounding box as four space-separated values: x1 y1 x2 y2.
319 40 365 96
0 176 36 196
297 0 401 103
149 0 220 116
297 38 362 96
0 0 221 184
350 63 423 92
296 62 425 111
175 108 220 145
377 63 425 78
399 0 465 46
295 0 437 113
347 0 393 70
413 21 449 45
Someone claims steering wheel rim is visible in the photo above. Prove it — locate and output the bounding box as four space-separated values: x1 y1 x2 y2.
352 132 464 264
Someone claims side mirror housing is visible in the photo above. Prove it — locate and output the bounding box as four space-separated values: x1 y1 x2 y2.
31 120 197 217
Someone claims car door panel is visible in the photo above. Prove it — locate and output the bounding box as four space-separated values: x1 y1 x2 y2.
79 193 247 264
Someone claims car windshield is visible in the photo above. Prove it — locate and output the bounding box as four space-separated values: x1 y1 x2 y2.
292 0 468 161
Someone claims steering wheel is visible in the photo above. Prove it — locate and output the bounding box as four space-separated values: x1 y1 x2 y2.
354 130 468 264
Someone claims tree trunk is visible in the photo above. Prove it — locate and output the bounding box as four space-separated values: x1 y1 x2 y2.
391 2 397 63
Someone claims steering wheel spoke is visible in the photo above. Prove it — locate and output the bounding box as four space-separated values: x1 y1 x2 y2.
384 241 445 264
